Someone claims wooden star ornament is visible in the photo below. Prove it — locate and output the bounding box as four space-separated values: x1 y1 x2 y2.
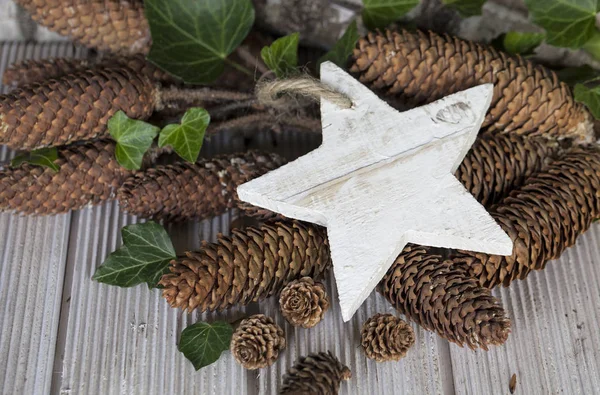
238 62 513 321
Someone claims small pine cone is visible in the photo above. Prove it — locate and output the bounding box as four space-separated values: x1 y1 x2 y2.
2 55 176 88
351 30 593 141
279 277 330 328
230 314 286 370
118 151 286 222
457 134 557 207
0 66 156 150
280 351 351 395
451 145 600 288
0 140 134 215
159 221 331 312
378 245 510 349
360 313 415 362
15 0 150 55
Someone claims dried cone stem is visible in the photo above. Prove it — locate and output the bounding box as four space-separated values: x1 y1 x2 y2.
378 245 510 350
280 351 351 395
279 277 330 328
451 145 600 288
351 30 593 141
360 313 415 362
118 151 286 222
159 221 331 312
15 0 151 54
231 314 286 370
0 140 135 215
0 66 156 150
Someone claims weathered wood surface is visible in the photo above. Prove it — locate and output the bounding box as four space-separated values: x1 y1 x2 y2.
0 42 599 395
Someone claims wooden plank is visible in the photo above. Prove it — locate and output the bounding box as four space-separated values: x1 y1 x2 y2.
449 224 600 394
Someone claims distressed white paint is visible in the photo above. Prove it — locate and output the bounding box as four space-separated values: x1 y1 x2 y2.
238 62 513 321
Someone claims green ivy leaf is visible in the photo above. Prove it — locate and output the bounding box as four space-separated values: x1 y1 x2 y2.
556 65 598 86
503 31 545 54
525 0 598 49
583 31 600 60
261 33 300 78
158 108 209 163
179 321 233 370
442 0 486 17
361 0 419 30
574 82 600 119
11 147 60 172
92 221 176 288
145 0 255 84
108 111 160 170
318 21 360 69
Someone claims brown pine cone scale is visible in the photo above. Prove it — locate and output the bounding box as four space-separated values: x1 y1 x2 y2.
279 277 330 328
351 30 593 141
360 313 415 362
280 351 351 395
118 151 286 222
231 314 286 370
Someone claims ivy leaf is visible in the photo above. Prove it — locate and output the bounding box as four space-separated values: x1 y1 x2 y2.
557 65 598 86
11 147 60 172
442 0 485 17
361 0 419 30
574 83 600 119
583 31 600 60
158 108 209 163
145 0 255 84
179 321 233 370
318 21 360 69
108 111 160 170
92 221 176 288
261 33 300 78
503 32 545 54
524 0 598 49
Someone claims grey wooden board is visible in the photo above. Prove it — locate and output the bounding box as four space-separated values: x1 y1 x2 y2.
0 41 599 395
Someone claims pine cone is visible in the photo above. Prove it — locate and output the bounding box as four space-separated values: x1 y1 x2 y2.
2 55 177 88
0 66 156 150
159 221 331 312
360 313 415 362
280 351 351 395
230 314 286 370
118 151 286 222
15 0 151 55
451 145 600 288
0 140 134 215
279 277 330 328
378 245 511 350
351 30 593 141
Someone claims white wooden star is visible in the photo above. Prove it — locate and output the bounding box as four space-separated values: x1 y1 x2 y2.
238 62 513 321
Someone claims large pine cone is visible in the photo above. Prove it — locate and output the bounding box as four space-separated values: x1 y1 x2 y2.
360 313 415 362
15 0 151 54
351 30 593 141
118 151 286 222
159 221 331 312
230 314 286 370
378 245 510 350
0 140 134 215
279 277 330 328
0 66 156 150
280 351 351 395
451 145 600 288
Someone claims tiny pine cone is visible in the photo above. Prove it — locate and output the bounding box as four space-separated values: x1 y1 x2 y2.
360 313 415 362
231 314 286 370
279 277 330 328
280 351 351 395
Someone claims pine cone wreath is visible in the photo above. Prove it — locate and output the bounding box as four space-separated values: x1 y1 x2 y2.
159 221 331 312
0 140 137 215
360 313 415 362
118 151 286 222
15 0 151 55
451 145 600 288
0 66 155 150
280 351 351 395
378 245 510 349
279 277 330 328
351 30 593 141
230 314 286 370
